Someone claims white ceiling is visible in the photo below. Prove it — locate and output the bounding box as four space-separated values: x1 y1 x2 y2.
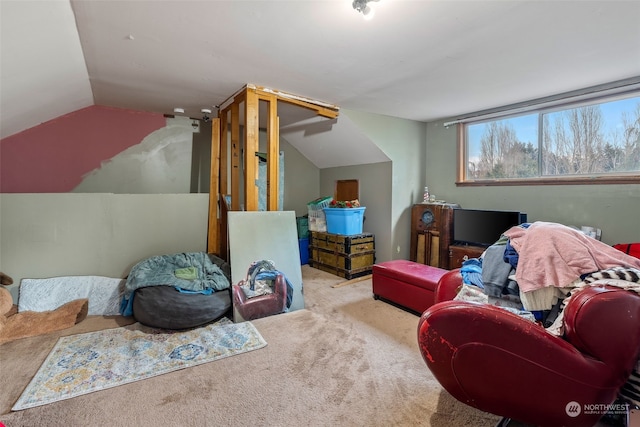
2 1 639 167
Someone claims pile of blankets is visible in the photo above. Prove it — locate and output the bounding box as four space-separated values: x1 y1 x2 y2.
457 221 640 408
460 221 640 315
120 252 230 316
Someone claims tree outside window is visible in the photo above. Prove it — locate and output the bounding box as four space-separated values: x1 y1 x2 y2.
464 94 640 182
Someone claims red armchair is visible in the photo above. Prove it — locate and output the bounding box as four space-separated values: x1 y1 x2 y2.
418 269 640 427
232 273 287 321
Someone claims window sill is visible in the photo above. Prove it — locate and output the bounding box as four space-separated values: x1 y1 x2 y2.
457 175 640 187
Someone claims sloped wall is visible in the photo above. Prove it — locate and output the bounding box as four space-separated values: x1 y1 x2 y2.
72 117 198 193
0 106 166 192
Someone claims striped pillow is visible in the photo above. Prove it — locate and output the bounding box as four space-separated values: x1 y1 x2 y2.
620 358 640 408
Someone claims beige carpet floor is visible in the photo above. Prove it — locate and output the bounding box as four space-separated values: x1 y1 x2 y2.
0 265 501 427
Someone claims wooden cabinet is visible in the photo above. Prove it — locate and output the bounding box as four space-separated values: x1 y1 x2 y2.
410 203 459 269
448 244 486 269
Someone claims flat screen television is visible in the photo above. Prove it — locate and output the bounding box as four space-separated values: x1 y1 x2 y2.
453 208 527 247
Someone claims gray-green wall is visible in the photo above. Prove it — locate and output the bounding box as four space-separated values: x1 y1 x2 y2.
281 138 320 216
0 194 210 301
0 139 319 303
320 112 639 263
339 109 426 262
320 162 392 262
2 112 638 305
424 119 640 246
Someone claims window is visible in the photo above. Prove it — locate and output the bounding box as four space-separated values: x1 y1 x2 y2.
460 92 640 185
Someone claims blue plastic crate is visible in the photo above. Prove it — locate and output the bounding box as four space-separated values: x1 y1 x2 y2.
299 238 309 265
323 207 366 235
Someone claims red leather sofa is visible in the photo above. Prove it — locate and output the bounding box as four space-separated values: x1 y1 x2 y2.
418 269 640 427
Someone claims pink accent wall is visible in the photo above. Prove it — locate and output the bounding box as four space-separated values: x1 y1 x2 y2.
0 106 166 193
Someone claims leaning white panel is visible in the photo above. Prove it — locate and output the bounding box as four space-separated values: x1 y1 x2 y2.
228 211 304 322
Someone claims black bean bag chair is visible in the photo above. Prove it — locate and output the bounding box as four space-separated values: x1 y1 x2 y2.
133 285 231 329
132 254 232 330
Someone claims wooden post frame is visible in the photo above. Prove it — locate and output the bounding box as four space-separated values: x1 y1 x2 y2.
207 117 221 254
206 84 340 256
244 88 259 211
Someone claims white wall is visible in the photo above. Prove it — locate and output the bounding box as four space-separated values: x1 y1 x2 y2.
0 193 209 302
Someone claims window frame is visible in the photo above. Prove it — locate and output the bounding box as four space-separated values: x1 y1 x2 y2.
454 83 640 186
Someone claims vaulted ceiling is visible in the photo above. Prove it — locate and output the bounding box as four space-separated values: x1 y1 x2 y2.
2 1 639 167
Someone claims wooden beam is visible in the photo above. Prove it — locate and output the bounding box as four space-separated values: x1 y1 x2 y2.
266 95 279 211
253 85 340 119
331 274 372 288
230 102 241 210
207 117 221 255
277 97 339 119
244 88 259 211
218 110 229 256
219 109 228 198
209 83 341 246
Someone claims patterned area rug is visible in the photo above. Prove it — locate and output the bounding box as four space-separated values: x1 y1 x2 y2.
12 318 267 410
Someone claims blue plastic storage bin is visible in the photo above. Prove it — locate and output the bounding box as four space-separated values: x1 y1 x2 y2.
298 237 309 265
323 207 366 235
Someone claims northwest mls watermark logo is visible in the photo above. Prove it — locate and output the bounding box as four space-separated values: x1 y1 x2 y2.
566 401 581 417
565 400 629 417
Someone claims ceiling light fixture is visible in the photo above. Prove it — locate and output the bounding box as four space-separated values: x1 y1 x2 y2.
352 0 379 19
201 108 212 123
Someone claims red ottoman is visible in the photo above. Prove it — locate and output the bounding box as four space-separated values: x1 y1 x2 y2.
372 260 448 314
